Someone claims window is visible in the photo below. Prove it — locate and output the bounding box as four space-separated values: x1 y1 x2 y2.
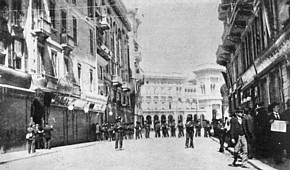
61 10 67 33
12 0 21 25
87 0 93 17
90 29 94 55
98 65 103 80
51 51 58 77
73 16 77 43
90 69 93 92
78 64 81 83
49 1 56 28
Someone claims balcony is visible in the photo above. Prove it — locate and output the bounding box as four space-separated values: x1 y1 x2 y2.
112 75 122 86
122 82 131 92
97 44 111 61
216 45 231 66
218 3 231 21
34 17 51 39
99 17 110 31
0 66 32 89
135 51 142 62
61 33 74 52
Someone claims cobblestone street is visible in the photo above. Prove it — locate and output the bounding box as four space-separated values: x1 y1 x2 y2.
0 135 256 170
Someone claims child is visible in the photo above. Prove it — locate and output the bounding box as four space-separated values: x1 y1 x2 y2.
26 127 35 154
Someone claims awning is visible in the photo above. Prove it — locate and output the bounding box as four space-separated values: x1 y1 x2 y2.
0 83 35 93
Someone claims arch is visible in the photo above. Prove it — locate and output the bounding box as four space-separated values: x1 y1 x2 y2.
146 115 152 124
168 114 173 123
161 115 166 123
177 114 183 123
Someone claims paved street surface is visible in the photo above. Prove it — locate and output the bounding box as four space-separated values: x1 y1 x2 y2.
0 136 256 170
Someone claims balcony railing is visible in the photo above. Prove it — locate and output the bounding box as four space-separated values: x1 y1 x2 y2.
97 44 111 61
218 3 231 21
34 17 51 38
61 33 74 52
99 17 110 31
122 82 131 92
112 75 122 86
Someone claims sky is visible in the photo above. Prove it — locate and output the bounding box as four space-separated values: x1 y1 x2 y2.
124 0 223 74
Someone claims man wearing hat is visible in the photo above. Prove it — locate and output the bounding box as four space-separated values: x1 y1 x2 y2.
229 108 249 168
114 116 124 150
185 114 194 148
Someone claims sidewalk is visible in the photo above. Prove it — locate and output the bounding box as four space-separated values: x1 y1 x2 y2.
0 141 98 164
210 137 277 170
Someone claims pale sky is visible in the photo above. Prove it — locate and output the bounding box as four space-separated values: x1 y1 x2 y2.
124 0 223 74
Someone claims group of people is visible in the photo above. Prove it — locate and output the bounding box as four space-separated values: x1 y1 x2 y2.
217 100 290 168
26 118 53 154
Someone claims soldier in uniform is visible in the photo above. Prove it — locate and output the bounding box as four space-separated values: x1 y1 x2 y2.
144 121 150 138
185 114 194 148
135 121 141 139
178 120 184 137
170 119 176 137
155 120 161 138
114 116 124 150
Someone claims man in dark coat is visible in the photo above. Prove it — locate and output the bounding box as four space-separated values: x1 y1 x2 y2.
230 108 249 168
185 114 194 148
114 116 124 150
268 102 288 164
243 103 255 159
280 99 290 159
43 123 53 149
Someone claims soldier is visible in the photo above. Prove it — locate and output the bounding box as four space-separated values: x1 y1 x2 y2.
170 119 176 137
155 120 161 138
114 116 124 150
144 121 150 138
185 114 194 148
135 121 141 139
108 124 114 142
178 120 184 137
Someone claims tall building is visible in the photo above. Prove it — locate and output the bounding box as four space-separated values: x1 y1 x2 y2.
0 0 141 153
193 64 226 120
217 0 290 113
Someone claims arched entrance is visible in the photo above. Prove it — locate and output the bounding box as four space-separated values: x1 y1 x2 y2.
146 115 152 125
177 115 183 123
140 115 145 125
168 114 173 122
161 115 166 123
153 115 159 127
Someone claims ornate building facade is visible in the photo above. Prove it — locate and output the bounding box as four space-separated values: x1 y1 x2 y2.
0 0 142 153
140 66 225 128
217 0 290 113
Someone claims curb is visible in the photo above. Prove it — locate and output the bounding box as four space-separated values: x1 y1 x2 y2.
210 137 277 170
0 141 99 164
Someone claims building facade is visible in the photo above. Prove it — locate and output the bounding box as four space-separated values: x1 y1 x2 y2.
217 0 290 113
0 0 141 153
193 64 226 120
140 68 224 128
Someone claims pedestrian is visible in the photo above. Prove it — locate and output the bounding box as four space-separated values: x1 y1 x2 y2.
108 124 114 141
280 99 290 159
170 119 176 137
229 108 249 168
95 123 101 141
268 102 288 164
43 123 53 149
177 120 184 137
242 101 255 159
185 114 194 148
135 121 141 139
35 124 44 149
254 102 271 158
114 116 124 150
144 121 150 138
217 119 226 152
26 126 36 154
154 120 161 138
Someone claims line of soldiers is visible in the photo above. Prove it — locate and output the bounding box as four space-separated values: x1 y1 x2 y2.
153 119 186 138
